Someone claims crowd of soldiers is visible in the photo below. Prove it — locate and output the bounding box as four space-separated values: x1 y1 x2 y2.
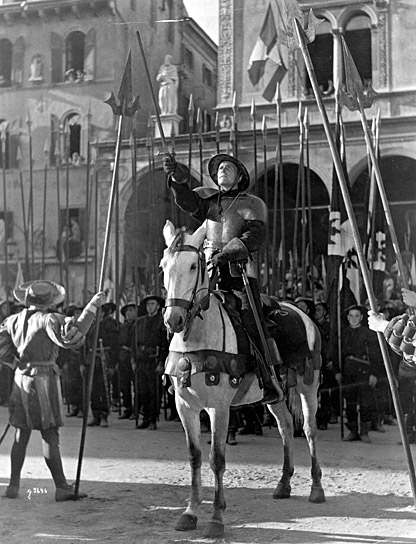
1 152 415 503
0 286 412 447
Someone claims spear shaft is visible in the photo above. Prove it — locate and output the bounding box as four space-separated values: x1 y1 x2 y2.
277 85 286 298
75 114 124 498
1 130 9 311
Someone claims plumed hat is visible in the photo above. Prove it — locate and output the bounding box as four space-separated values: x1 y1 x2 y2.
14 280 66 308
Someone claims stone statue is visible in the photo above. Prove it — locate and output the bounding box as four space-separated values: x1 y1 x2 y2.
156 55 179 115
29 54 44 82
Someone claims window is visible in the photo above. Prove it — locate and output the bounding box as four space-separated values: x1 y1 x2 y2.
0 120 18 169
65 31 85 82
305 19 334 97
51 113 82 166
184 48 194 70
0 39 12 87
12 36 24 86
344 14 372 84
202 64 213 87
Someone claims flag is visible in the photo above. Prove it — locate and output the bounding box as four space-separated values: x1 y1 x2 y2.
326 109 356 359
276 0 322 52
247 4 287 102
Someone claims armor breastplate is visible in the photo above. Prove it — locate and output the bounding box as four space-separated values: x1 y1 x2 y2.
204 193 267 278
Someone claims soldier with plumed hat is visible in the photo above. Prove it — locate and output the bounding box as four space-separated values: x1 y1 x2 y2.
162 152 285 405
0 279 105 501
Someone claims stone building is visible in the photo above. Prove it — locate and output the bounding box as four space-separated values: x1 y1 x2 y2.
0 0 217 304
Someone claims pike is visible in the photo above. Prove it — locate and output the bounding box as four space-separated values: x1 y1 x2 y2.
276 85 286 298
26 111 35 277
232 91 239 158
298 103 307 297
214 111 220 154
1 125 10 311
83 105 93 306
294 16 416 506
54 138 64 286
41 139 49 276
261 115 270 292
250 100 258 195
74 51 140 499
196 108 203 184
304 108 315 301
187 95 194 180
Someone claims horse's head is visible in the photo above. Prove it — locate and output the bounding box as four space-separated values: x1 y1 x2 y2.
161 220 207 336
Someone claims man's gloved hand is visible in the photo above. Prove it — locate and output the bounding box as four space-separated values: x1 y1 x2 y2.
162 153 177 175
210 252 229 268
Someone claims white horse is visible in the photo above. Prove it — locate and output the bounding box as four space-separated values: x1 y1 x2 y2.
161 220 325 539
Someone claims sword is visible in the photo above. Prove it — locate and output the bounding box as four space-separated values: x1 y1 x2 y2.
237 263 283 397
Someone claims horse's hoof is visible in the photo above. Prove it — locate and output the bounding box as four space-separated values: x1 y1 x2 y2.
203 519 225 538
175 513 198 531
309 486 326 503
273 483 291 499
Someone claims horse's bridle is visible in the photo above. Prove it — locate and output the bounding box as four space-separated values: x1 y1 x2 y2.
164 243 206 311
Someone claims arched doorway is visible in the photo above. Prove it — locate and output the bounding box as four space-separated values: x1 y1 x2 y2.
123 166 200 295
257 163 329 285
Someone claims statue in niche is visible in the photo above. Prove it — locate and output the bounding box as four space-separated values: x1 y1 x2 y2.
29 54 44 83
156 55 178 115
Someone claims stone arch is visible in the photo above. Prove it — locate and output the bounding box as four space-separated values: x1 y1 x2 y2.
122 162 200 293
257 162 330 264
338 5 378 29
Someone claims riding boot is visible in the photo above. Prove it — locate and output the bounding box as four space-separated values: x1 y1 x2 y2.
343 421 360 441
359 421 371 443
260 338 285 405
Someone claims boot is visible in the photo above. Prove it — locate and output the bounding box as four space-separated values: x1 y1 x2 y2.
261 338 285 405
87 411 101 427
66 405 79 417
100 413 108 428
360 421 371 443
227 430 237 445
343 421 360 441
118 409 132 420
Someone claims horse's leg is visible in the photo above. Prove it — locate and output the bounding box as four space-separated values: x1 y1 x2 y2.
268 399 295 499
202 405 229 539
174 399 202 531
298 370 326 503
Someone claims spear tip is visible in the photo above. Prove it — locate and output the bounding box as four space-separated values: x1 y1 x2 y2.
250 98 256 118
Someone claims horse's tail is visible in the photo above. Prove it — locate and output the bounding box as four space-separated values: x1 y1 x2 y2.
288 386 303 428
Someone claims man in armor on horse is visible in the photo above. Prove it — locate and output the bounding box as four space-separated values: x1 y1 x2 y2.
163 152 285 405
